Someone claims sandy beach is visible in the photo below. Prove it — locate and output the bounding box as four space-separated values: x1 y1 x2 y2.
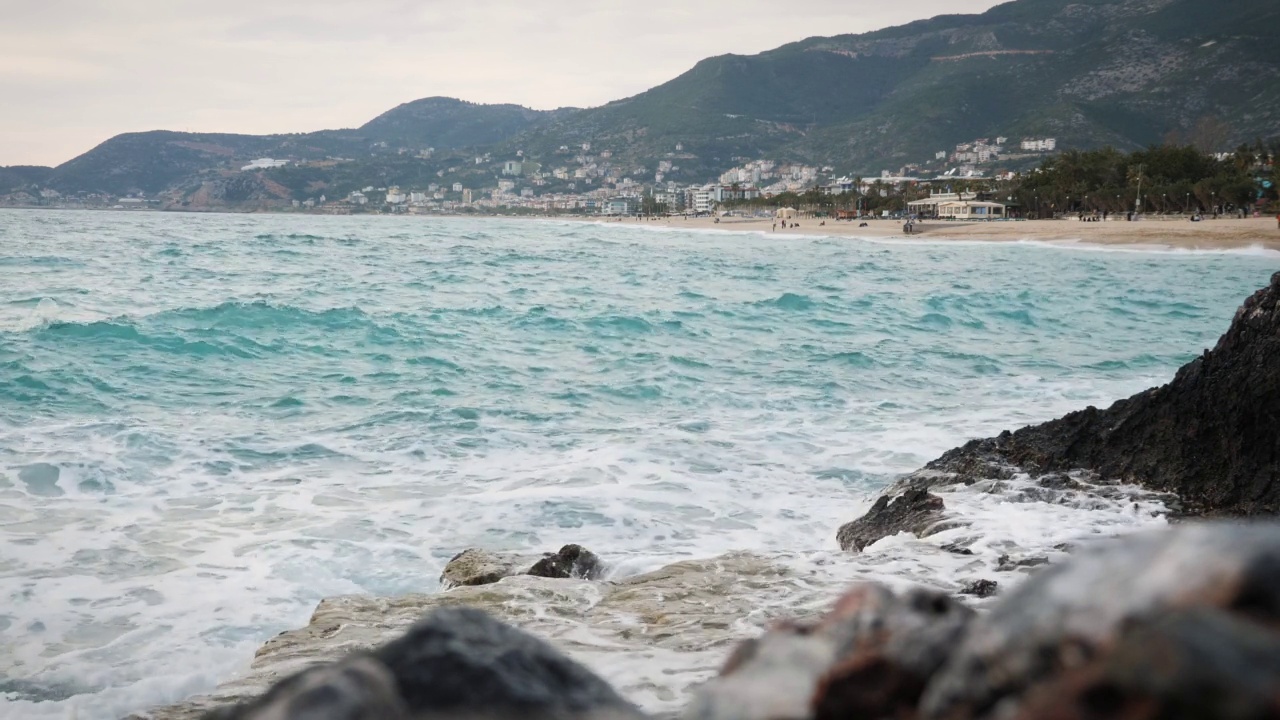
576 215 1280 251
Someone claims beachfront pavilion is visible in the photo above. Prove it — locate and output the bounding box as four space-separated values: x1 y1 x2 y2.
936 200 1006 220
907 191 978 219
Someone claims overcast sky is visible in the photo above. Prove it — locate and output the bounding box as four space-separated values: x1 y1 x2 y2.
1 0 1000 167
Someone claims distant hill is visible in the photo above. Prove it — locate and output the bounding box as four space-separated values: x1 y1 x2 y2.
359 97 577 149
41 100 573 196
0 166 52 193
19 0 1280 199
501 0 1280 177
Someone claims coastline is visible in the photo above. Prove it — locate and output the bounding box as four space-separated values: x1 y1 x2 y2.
553 215 1280 251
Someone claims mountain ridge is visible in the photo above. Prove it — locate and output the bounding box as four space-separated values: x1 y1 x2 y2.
6 0 1279 202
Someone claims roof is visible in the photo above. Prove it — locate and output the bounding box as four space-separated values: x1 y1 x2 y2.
937 201 1006 208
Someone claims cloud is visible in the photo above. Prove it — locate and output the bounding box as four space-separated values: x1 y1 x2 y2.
0 0 999 166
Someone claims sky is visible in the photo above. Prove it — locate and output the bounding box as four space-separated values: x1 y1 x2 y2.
0 0 1001 167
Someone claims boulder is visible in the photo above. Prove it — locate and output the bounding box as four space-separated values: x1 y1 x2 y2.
683 583 974 720
957 579 998 598
837 272 1280 550
528 544 605 580
919 522 1280 719
440 549 524 588
204 607 646 720
836 485 946 552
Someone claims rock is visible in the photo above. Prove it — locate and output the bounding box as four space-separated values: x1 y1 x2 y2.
1011 608 1280 720
369 607 644 720
836 485 946 552
203 656 408 720
940 543 974 556
133 552 817 719
958 579 998 598
440 548 524 588
837 273 1280 548
996 554 1049 572
683 583 974 720
919 522 1280 719
528 544 605 580
204 608 644 720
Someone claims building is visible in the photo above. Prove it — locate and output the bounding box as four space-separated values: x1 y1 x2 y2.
462 189 473 204
1021 138 1057 152
906 191 978 217
385 187 406 204
605 196 639 216
241 158 289 171
452 183 464 193
936 200 1007 220
503 161 523 176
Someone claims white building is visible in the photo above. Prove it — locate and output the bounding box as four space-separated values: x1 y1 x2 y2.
452 183 464 193
241 158 289 171
1021 138 1057 152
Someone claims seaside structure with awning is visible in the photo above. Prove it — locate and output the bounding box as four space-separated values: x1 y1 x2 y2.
936 200 1006 220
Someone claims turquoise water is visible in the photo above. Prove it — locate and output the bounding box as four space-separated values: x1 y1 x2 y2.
0 209 1274 718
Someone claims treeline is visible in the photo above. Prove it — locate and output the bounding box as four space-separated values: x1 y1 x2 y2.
1009 142 1280 216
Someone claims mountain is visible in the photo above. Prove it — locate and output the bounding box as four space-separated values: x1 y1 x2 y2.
0 166 52 194
40 100 574 196
359 97 578 149
14 0 1280 200
505 0 1280 176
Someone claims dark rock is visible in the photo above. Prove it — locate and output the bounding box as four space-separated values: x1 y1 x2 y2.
528 544 605 580
837 485 947 552
996 554 1050 572
940 543 974 556
837 273 1280 548
924 272 1280 517
1011 608 1280 720
683 582 974 720
919 522 1280 719
958 579 998 598
203 656 408 720
208 607 644 720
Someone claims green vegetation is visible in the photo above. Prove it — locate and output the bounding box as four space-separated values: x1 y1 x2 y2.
1009 143 1280 215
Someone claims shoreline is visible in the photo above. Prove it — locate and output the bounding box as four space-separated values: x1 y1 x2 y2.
551 214 1280 251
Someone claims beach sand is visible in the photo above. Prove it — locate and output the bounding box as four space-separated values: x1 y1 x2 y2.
575 215 1280 251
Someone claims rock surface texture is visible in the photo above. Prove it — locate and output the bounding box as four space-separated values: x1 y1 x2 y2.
441 545 606 588
840 272 1280 550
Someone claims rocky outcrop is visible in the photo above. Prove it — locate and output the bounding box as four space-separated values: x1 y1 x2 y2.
839 272 1280 551
441 545 606 588
204 607 644 720
528 544 605 580
160 523 1280 720
688 522 1280 720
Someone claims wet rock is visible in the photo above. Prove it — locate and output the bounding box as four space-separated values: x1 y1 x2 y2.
1011 608 1280 720
440 548 523 588
370 607 644 720
528 544 605 580
684 583 974 720
996 554 1049 572
837 485 947 552
958 579 998 598
203 656 408 720
919 522 1280 719
926 272 1280 517
838 273 1280 545
204 607 644 720
940 543 974 556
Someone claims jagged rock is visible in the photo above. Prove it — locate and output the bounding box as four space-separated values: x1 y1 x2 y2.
683 583 974 720
837 273 1280 550
958 579 998 598
836 485 946 552
440 549 524 588
919 523 1280 719
924 272 1280 517
996 554 1049 572
528 544 605 580
940 543 974 556
203 607 644 720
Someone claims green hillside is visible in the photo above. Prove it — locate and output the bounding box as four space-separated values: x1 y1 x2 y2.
508 0 1280 175
18 0 1280 199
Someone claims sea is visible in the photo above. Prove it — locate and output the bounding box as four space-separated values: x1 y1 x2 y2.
0 208 1275 719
